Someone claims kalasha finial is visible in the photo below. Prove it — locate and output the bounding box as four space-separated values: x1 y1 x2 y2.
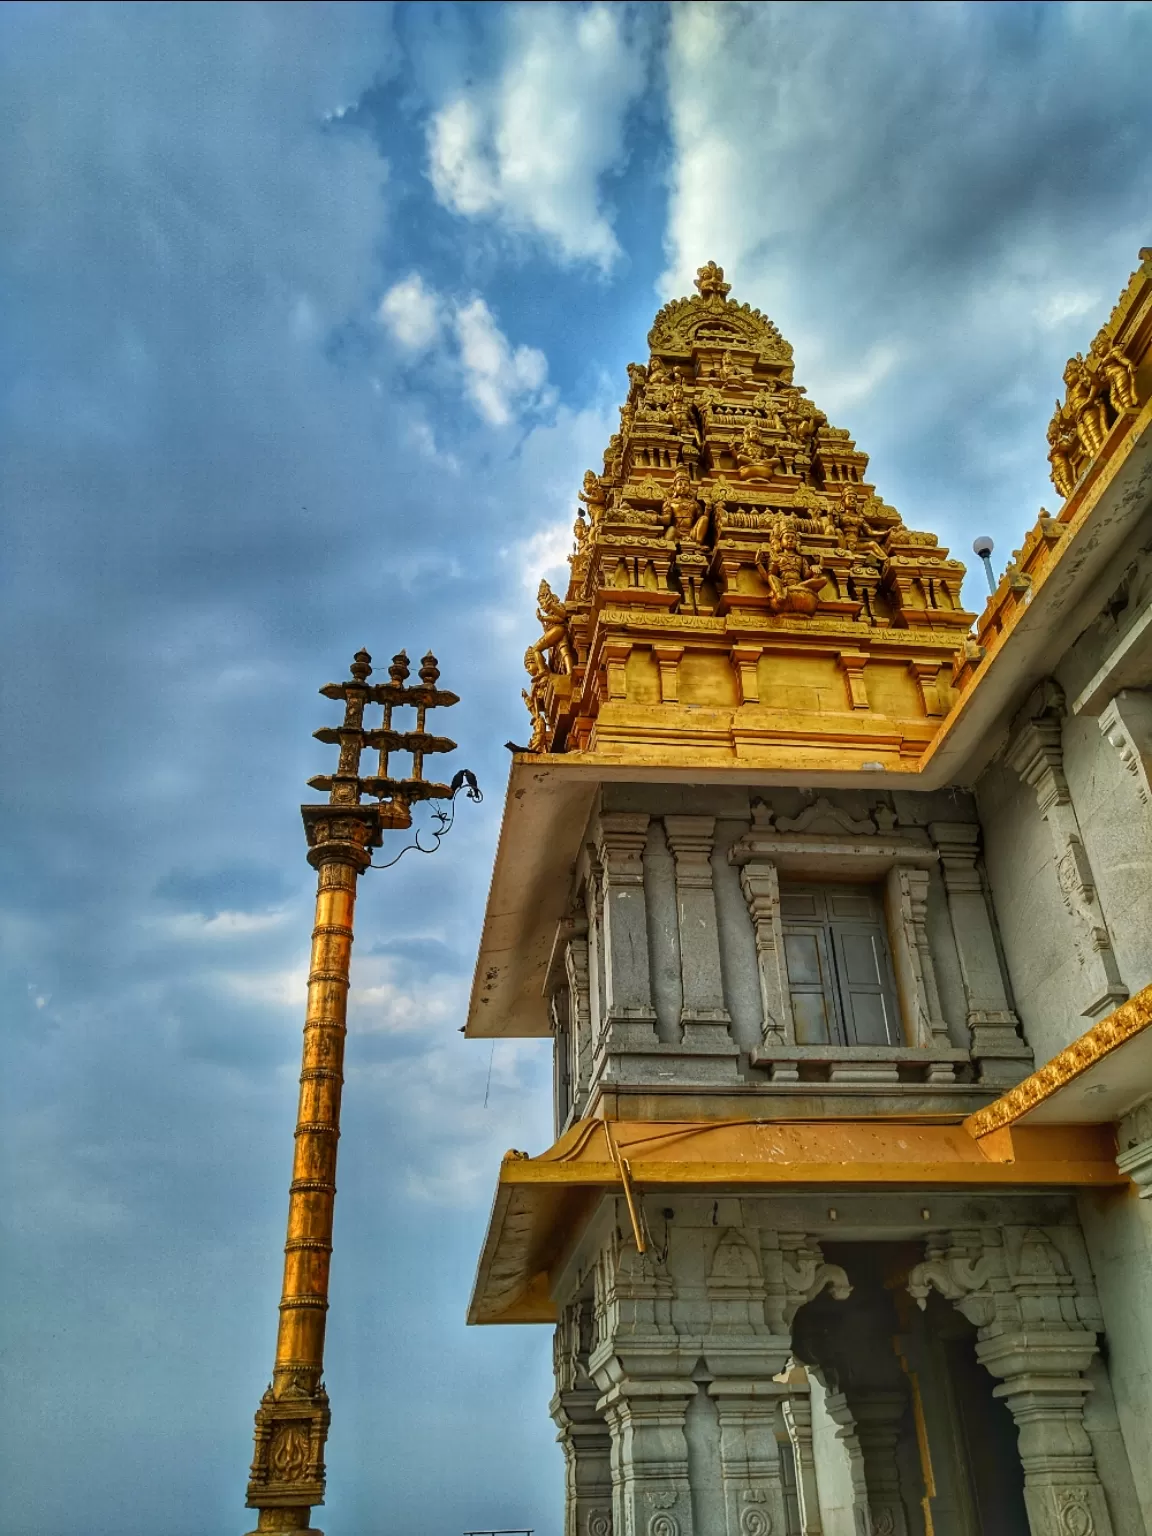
349 649 373 682
695 260 731 302
389 650 410 685
420 651 440 686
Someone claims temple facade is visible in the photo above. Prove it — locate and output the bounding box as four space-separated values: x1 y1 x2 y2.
464 256 1152 1536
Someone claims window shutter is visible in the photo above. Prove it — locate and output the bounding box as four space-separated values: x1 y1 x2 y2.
830 923 899 1046
782 927 841 1044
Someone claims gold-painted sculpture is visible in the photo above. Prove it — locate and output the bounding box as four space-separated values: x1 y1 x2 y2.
518 260 977 761
532 579 574 674
1047 278 1144 500
660 466 710 546
756 514 828 615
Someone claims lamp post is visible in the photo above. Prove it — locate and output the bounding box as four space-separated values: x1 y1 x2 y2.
972 535 997 595
243 647 477 1536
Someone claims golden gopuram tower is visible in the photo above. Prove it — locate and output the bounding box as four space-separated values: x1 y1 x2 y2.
465 257 1152 1536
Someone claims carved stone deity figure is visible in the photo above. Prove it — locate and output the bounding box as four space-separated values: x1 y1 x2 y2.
695 259 732 301
533 580 575 674
781 397 827 478
625 360 648 402
718 348 748 385
569 511 591 588
1064 353 1109 458
579 470 608 526
833 485 888 564
735 417 782 481
647 355 670 386
661 467 710 546
522 649 549 752
1089 333 1139 413
1047 403 1079 499
756 515 828 615
668 371 691 434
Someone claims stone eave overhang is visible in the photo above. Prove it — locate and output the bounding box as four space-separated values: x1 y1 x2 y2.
964 983 1152 1135
466 1116 1124 1325
465 399 1152 1041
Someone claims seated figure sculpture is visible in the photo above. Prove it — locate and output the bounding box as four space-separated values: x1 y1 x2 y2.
734 416 782 480
756 514 829 615
661 467 710 546
832 485 888 564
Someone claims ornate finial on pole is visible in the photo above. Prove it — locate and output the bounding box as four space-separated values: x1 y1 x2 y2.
244 647 476 1536
694 259 731 302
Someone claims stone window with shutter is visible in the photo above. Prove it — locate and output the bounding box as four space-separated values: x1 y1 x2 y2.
780 883 902 1047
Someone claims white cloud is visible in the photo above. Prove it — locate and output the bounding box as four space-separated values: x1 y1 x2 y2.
498 396 617 599
152 908 292 941
220 964 307 1008
453 295 551 426
1033 289 1104 332
511 519 574 595
427 3 650 268
351 958 466 1036
807 342 904 414
378 271 444 351
349 1033 553 1206
378 272 554 426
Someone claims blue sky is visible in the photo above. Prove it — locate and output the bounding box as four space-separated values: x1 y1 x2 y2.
2 3 1150 1533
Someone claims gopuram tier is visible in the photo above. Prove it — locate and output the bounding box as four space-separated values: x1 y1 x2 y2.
523 261 975 771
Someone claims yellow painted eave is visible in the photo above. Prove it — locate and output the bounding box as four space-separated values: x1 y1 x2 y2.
467 1116 1123 1325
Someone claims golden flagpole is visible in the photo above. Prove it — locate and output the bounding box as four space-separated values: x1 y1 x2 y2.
244 648 470 1536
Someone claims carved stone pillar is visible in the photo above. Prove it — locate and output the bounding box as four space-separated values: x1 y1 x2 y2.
663 815 734 1051
780 1368 823 1535
909 1226 1116 1536
596 813 658 1049
732 644 763 705
928 822 1032 1087
1098 689 1152 805
703 1229 795 1536
603 640 633 702
709 1381 790 1536
554 1301 614 1536
589 1232 694 1536
653 644 685 705
815 1386 871 1534
837 650 870 710
599 1380 697 1536
552 1391 614 1536
884 864 951 1049
738 859 795 1054
842 1391 912 1536
1006 682 1128 1019
565 930 594 1115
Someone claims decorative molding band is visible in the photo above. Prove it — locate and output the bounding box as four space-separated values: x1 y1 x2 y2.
964 982 1152 1136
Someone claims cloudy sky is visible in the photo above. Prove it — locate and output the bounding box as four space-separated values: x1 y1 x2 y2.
2 3 1150 1533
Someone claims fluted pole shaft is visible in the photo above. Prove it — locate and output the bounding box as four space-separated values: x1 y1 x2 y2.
245 806 378 1536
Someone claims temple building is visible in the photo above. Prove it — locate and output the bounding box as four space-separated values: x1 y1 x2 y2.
464 255 1152 1536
